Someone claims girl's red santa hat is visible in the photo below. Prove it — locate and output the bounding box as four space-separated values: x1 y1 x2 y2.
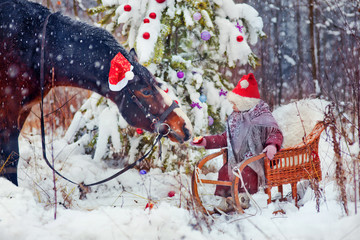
108 52 134 91
227 73 260 111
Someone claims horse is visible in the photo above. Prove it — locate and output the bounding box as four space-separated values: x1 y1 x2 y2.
0 0 192 186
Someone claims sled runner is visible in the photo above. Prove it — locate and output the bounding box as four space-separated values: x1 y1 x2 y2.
192 121 325 214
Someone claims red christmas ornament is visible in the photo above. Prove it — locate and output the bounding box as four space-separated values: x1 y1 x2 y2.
136 128 143 134
237 36 244 42
164 88 169 93
168 191 175 197
124 5 131 12
156 0 166 3
143 32 150 39
143 18 150 23
149 12 157 19
174 100 179 104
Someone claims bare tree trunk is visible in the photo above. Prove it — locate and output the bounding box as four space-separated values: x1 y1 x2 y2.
275 0 283 105
357 44 360 213
326 106 349 216
355 159 358 214
260 40 268 102
354 0 360 206
315 5 322 97
257 1 268 103
308 0 318 94
296 0 304 99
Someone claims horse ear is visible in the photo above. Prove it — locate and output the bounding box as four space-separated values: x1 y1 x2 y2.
129 48 138 62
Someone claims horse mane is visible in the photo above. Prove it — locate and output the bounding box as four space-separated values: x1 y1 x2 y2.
51 12 126 56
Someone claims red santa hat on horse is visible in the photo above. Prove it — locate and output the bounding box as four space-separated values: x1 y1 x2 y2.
108 52 134 91
226 73 260 112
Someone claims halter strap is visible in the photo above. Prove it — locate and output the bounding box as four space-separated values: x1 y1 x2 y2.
126 87 179 133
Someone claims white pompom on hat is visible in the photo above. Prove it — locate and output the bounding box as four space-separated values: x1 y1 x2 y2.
227 73 261 111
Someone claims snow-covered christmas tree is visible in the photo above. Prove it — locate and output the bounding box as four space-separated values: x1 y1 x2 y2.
67 0 265 171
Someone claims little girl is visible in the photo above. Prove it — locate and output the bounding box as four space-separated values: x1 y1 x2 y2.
192 73 283 211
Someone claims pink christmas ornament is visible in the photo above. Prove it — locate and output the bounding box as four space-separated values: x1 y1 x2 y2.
208 116 214 126
201 31 211 41
193 12 202 21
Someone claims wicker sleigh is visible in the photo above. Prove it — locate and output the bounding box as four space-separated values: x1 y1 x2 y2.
192 121 325 214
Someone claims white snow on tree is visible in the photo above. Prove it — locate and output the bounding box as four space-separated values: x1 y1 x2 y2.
64 93 127 162
74 0 265 170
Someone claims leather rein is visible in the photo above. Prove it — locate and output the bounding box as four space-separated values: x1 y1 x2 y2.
39 13 177 192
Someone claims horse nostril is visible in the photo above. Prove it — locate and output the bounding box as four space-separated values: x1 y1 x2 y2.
182 124 191 142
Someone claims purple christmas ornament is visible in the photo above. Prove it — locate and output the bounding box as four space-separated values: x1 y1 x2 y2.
193 12 202 21
190 102 202 109
177 71 184 78
219 89 228 96
208 116 214 126
140 170 147 175
201 31 211 41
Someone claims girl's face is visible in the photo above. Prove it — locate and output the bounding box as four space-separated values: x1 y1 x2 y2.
232 102 240 112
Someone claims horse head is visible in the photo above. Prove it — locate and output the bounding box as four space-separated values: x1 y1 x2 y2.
108 49 192 143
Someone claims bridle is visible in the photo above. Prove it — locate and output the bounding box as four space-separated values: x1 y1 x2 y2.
126 87 179 136
38 13 178 194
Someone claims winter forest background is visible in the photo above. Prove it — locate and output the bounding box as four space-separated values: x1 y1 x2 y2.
3 0 360 239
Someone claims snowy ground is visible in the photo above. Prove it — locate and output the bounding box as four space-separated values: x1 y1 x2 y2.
1 133 360 240
1 100 360 240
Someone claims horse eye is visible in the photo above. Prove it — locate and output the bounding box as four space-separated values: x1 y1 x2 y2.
142 89 152 96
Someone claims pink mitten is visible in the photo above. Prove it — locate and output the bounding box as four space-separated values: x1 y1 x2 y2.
191 136 207 147
263 144 277 160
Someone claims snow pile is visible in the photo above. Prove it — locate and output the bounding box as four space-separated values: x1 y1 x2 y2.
0 178 205 240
